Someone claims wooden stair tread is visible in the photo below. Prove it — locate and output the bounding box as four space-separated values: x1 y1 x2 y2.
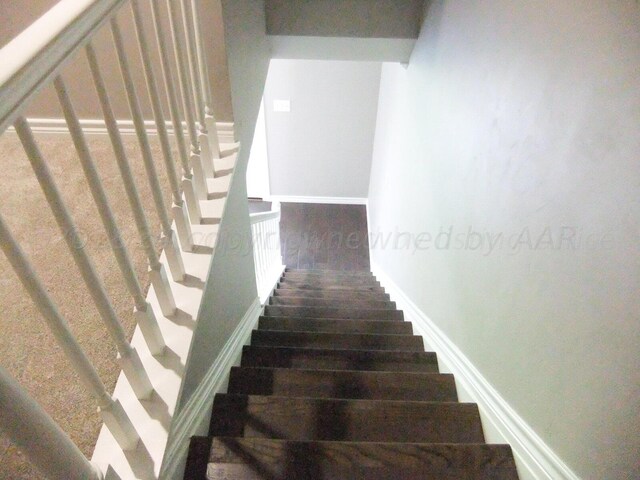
210 394 485 443
269 295 396 309
283 270 375 278
251 330 424 351
186 437 519 480
264 305 404 320
280 276 380 286
274 288 391 301
277 282 386 292
240 346 440 372
228 367 458 401
258 316 413 334
285 268 373 276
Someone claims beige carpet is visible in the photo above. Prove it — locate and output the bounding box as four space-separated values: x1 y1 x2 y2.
0 132 177 478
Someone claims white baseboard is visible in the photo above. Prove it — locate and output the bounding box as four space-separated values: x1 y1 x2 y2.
371 262 580 480
6 117 235 143
158 297 262 480
269 195 368 205
259 264 286 305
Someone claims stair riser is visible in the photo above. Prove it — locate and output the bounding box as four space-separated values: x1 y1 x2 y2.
203 438 520 480
228 368 457 402
282 275 379 285
240 347 440 373
264 306 403 321
210 395 485 443
278 283 386 293
281 279 381 289
285 268 373 276
269 296 396 309
251 331 424 351
274 289 391 301
258 317 412 335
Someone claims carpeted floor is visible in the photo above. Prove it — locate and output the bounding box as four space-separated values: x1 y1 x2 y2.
0 132 177 478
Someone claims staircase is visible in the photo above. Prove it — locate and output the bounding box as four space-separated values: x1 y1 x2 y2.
184 269 520 479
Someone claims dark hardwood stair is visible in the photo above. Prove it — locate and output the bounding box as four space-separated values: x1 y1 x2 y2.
228 367 458 401
184 269 519 479
251 330 424 351
187 437 519 480
268 295 396 309
240 346 441 372
258 316 413 334
274 288 391 301
277 282 386 293
263 305 403 320
282 268 374 278
280 275 381 285
210 395 484 443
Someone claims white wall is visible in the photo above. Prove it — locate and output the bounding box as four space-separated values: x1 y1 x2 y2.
178 0 271 411
246 99 271 198
367 2 640 479
265 59 381 199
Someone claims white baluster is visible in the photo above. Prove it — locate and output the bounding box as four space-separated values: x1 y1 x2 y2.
250 211 284 299
252 223 260 290
148 0 202 227
250 223 258 285
189 0 222 165
180 0 204 126
183 176 201 225
130 0 194 253
14 117 154 401
86 42 177 319
275 218 282 264
190 148 208 200
258 222 266 289
0 214 139 451
180 0 216 178
166 0 209 200
54 76 165 356
111 18 186 282
0 366 104 478
269 219 278 268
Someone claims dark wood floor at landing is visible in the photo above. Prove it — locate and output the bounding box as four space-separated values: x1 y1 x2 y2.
279 203 370 272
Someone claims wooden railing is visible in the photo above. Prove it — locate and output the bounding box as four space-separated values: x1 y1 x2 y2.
0 0 232 478
250 207 286 303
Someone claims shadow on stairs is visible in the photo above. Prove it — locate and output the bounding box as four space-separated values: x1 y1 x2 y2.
184 268 519 479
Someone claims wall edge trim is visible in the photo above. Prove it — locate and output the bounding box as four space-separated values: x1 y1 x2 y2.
371 261 580 480
158 297 261 480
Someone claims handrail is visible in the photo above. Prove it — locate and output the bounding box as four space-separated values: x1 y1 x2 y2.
0 0 127 133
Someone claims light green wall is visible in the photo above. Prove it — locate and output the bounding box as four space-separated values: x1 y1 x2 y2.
367 2 640 478
178 0 271 411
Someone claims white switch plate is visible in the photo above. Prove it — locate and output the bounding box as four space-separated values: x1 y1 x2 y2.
273 99 291 112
